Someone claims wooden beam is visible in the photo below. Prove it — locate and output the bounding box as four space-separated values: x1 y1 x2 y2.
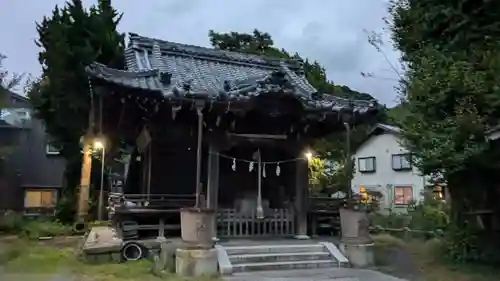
230 133 288 140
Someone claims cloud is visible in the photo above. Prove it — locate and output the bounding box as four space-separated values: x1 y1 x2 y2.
0 0 400 105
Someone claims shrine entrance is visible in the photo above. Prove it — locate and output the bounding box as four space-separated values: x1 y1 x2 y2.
216 142 298 238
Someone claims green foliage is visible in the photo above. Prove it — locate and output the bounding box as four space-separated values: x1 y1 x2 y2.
31 0 125 222
0 53 23 98
389 0 500 264
370 212 411 229
308 157 326 187
0 211 24 233
390 0 500 176
370 196 450 232
0 211 72 239
409 201 450 232
21 220 73 240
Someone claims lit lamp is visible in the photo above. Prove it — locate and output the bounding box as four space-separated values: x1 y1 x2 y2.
360 185 368 202
94 139 106 221
305 151 313 161
94 140 104 149
360 185 366 193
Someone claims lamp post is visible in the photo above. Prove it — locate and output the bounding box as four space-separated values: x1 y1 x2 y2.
94 140 105 221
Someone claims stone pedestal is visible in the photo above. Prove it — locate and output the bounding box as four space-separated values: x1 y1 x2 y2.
339 242 374 268
175 248 218 277
339 208 374 267
180 208 215 249
339 208 372 245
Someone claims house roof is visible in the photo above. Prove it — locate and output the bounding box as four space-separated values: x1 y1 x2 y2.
86 33 378 114
0 91 31 129
367 123 401 135
355 123 402 152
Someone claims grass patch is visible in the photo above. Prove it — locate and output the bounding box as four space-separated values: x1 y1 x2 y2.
0 236 220 281
4 246 75 273
372 234 406 267
372 234 500 281
73 260 164 281
410 238 500 281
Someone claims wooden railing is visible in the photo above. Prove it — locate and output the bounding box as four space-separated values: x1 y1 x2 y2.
108 193 196 211
217 208 295 238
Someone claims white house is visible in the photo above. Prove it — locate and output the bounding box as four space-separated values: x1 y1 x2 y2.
351 124 427 212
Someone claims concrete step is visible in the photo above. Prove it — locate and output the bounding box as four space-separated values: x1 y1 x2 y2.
224 244 324 255
230 251 331 264
232 259 337 273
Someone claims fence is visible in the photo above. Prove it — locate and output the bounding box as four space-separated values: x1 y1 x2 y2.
217 208 295 237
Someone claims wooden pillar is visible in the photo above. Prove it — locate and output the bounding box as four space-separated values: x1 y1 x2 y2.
295 154 310 239
146 144 152 201
206 144 220 239
75 87 96 229
76 140 93 227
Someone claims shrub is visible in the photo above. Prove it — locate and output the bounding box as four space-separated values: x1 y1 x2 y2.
370 196 450 233
20 219 73 239
1 211 73 239
0 211 24 234
369 212 411 229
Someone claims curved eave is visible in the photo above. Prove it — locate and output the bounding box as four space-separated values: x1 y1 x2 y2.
86 63 380 115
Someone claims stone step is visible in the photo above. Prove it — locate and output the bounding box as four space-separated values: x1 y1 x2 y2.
230 251 331 264
224 244 324 255
232 259 337 273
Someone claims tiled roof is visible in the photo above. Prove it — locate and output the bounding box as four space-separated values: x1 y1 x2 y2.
86 33 378 113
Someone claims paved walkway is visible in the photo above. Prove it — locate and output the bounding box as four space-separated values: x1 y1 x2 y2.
1 268 408 281
225 268 408 281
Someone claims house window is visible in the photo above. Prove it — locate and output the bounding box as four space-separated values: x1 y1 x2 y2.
358 157 376 173
24 189 57 208
392 154 412 170
46 143 61 155
394 186 413 205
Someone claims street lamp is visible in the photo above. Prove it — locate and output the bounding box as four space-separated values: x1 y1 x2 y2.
94 139 105 221
305 151 313 161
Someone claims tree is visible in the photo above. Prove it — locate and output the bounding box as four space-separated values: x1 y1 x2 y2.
390 0 500 263
209 30 384 193
0 53 24 166
0 53 23 97
31 0 125 222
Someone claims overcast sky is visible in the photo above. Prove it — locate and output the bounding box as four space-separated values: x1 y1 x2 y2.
1 0 401 106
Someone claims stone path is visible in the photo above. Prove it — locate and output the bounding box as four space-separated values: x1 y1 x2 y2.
225 268 408 281
1 268 407 281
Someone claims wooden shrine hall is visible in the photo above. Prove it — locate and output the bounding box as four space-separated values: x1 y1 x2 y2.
85 33 380 240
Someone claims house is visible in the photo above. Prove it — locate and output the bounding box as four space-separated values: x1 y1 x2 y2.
0 92 65 215
351 123 427 212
